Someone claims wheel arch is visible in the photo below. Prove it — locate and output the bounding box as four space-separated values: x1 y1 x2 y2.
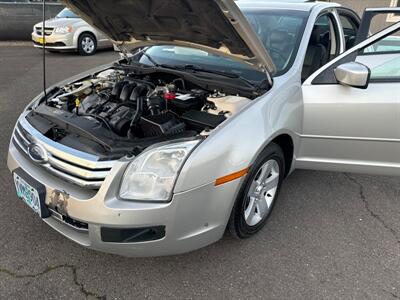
269 134 294 178
73 28 97 47
78 31 97 42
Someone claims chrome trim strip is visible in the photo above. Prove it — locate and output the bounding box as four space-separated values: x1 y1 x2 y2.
15 125 31 146
48 155 110 180
296 157 400 168
41 162 104 189
13 136 28 155
299 134 400 143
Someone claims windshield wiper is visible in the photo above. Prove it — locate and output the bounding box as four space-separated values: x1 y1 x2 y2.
151 63 239 78
130 51 242 78
171 64 262 89
127 48 163 68
181 64 240 78
127 51 267 91
141 51 161 67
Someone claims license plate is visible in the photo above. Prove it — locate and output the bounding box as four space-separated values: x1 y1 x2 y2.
37 37 46 44
14 173 42 217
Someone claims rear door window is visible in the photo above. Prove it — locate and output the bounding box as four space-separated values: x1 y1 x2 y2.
338 11 360 50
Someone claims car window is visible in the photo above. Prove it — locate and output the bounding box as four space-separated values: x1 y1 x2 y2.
315 14 340 60
135 10 308 79
368 14 399 36
312 25 400 85
357 9 400 43
369 56 400 79
302 13 340 82
244 9 308 76
357 27 400 81
339 14 359 50
56 8 79 19
362 36 400 54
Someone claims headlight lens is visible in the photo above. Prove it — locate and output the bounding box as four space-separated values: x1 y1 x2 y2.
54 26 72 34
119 140 200 202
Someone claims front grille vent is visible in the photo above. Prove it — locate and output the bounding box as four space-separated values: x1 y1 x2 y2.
35 27 54 36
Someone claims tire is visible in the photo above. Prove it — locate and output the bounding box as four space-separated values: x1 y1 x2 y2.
78 33 97 56
228 143 285 239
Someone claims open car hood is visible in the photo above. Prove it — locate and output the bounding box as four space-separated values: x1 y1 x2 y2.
61 0 276 75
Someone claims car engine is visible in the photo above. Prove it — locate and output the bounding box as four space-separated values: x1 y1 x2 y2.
26 68 251 158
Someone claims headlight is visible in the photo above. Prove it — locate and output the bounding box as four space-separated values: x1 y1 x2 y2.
54 26 72 34
119 140 200 202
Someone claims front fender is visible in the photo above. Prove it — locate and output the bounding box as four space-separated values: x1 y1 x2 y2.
174 78 302 194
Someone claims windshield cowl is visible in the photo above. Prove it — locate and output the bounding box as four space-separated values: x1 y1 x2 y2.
125 45 271 85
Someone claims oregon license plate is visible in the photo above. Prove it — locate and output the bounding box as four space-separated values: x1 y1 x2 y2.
13 173 42 217
37 37 46 44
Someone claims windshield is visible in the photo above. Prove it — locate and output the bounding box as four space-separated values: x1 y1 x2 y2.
244 9 308 76
136 46 266 82
133 9 308 79
56 8 79 19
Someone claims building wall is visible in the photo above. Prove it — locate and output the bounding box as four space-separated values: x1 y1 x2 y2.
331 0 399 34
0 2 63 40
333 0 392 15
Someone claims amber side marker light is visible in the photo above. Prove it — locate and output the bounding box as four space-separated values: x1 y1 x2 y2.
215 167 250 186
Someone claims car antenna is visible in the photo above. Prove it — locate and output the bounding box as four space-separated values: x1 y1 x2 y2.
42 0 48 104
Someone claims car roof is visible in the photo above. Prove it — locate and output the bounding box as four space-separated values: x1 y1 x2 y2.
236 0 340 12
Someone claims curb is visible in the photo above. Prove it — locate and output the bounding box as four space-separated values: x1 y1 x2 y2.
0 41 32 46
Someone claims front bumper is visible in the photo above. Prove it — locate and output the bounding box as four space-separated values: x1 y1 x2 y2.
32 32 76 50
8 140 240 257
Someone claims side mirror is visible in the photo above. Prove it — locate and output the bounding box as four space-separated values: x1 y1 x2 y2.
334 62 371 89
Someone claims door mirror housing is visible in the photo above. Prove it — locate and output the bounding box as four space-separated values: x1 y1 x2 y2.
334 62 371 89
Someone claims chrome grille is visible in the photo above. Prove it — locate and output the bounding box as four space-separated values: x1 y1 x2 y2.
35 27 54 36
13 114 116 189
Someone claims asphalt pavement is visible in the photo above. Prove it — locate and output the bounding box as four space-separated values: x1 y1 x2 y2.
0 45 399 300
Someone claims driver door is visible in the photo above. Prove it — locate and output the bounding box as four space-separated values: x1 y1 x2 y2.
297 22 400 176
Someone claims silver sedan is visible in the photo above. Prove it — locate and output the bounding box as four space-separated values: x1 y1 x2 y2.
9 0 400 256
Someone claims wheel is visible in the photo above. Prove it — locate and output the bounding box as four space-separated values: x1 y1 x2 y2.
228 143 285 239
78 33 97 56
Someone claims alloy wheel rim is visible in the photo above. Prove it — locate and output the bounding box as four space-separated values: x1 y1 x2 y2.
82 37 95 53
244 159 280 226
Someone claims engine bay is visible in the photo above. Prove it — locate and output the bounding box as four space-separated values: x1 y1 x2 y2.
26 68 252 159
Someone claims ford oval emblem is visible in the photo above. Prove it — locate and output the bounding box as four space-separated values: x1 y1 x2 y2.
27 143 48 164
